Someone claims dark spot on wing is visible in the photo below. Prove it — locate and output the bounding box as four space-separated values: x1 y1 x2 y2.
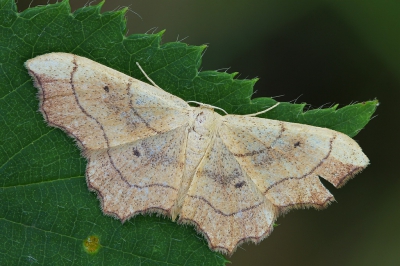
294 141 301 147
104 85 109 92
235 181 246 188
133 148 141 157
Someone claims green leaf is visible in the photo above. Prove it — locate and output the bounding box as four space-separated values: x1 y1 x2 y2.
0 0 377 265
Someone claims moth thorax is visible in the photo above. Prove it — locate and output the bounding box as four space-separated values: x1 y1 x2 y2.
191 107 219 136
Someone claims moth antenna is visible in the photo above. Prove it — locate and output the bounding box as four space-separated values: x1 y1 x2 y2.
187 101 229 115
243 102 280 117
136 62 161 89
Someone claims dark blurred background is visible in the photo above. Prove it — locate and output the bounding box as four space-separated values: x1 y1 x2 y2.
20 1 400 265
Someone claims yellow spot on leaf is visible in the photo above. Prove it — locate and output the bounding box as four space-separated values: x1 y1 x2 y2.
83 235 101 254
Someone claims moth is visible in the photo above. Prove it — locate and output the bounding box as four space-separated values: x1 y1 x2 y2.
25 53 368 254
